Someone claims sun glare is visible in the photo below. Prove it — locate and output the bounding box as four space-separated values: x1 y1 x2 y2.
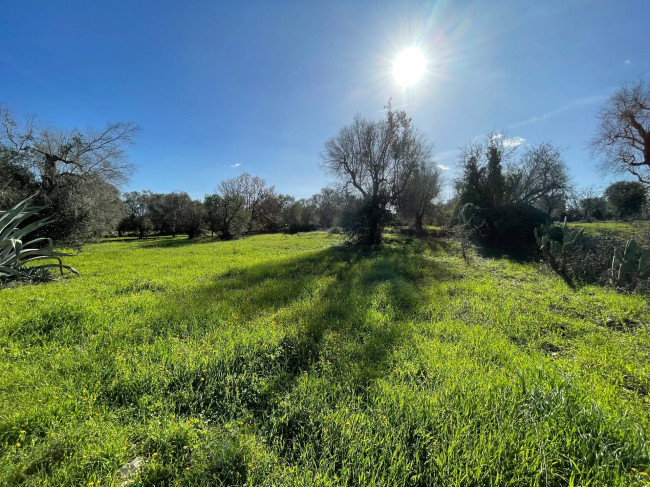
393 47 426 87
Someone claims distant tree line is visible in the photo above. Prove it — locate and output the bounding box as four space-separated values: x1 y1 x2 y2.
1 76 648 247
117 175 354 240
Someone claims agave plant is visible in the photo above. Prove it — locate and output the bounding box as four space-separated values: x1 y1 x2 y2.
0 191 79 282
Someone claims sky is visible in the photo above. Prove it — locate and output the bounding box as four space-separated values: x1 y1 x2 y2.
1 0 648 200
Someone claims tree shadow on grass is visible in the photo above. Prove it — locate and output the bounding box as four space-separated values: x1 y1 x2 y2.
138 235 222 249
100 241 458 423
96 235 223 248
416 235 457 256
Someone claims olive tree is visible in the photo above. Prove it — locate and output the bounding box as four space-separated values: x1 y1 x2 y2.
590 77 650 184
1 108 137 192
204 177 251 239
1 107 137 243
322 103 432 244
604 181 648 219
398 161 441 233
119 191 153 238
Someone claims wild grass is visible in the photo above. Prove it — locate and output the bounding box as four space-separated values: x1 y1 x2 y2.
0 232 649 486
574 220 650 241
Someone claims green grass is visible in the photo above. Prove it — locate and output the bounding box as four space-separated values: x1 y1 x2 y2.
1 232 649 486
574 220 650 241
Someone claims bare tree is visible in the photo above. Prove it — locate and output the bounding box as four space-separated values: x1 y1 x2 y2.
230 173 275 230
590 76 650 184
321 102 432 244
567 186 606 221
507 142 572 215
1 107 137 192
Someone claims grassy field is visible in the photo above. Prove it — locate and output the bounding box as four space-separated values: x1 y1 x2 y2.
1 232 649 486
573 220 650 241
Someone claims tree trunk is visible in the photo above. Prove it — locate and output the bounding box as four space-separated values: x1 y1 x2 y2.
414 213 424 234
42 156 58 193
364 201 384 245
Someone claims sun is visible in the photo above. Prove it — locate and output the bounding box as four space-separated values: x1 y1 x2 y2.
393 47 426 87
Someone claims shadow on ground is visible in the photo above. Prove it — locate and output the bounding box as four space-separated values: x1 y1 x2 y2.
99 238 460 433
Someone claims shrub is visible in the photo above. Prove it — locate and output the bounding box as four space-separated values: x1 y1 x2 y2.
535 228 650 292
340 196 391 245
460 203 549 253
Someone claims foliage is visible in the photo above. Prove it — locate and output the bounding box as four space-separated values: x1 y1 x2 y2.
604 181 648 219
485 143 506 206
457 132 517 208
312 187 346 228
461 202 549 253
184 200 207 239
231 173 276 231
204 192 250 240
537 221 650 290
339 195 391 245
457 136 570 217
0 192 78 283
119 191 154 239
0 146 38 208
507 142 571 216
0 108 137 243
534 218 584 279
0 233 649 485
579 196 608 221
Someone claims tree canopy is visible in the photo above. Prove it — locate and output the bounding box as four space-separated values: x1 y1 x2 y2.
591 76 650 185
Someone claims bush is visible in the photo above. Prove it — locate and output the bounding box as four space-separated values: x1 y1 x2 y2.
285 223 318 234
538 230 650 293
460 203 549 253
339 196 391 245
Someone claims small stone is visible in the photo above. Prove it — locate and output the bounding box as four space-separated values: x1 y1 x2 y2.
114 457 144 486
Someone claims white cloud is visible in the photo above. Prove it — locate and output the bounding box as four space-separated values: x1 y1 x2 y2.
436 164 450 171
230 163 242 168
625 59 631 64
490 132 524 148
503 136 525 148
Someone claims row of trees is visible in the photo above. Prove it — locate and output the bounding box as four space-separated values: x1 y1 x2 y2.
566 181 648 220
1 101 443 245
1 76 648 246
117 175 351 240
454 134 649 220
117 166 441 242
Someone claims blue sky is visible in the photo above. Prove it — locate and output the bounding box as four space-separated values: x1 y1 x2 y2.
1 0 648 200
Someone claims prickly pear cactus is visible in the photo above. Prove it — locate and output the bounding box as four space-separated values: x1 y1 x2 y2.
610 239 650 287
534 219 584 278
